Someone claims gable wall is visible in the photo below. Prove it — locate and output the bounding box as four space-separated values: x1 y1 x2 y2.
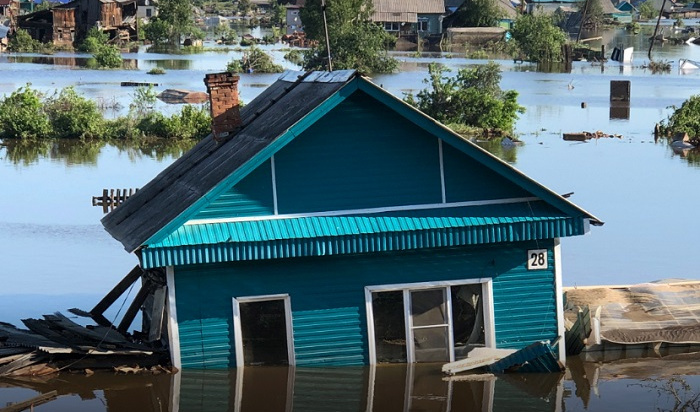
190 91 534 222
173 239 557 369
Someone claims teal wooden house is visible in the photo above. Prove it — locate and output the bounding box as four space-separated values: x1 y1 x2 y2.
102 70 602 370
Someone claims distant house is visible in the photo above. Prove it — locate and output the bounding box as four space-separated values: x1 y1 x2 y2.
135 0 154 20
671 1 700 18
285 2 302 35
0 0 13 16
16 0 137 45
101 70 602 370
371 0 445 37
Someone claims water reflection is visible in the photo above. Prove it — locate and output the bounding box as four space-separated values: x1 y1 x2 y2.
7 55 139 69
1 358 698 411
0 139 196 165
144 60 193 71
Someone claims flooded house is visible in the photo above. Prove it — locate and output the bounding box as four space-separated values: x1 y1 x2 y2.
16 0 136 45
101 70 602 370
371 0 445 38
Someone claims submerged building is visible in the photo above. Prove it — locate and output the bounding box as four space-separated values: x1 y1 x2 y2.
102 70 602 370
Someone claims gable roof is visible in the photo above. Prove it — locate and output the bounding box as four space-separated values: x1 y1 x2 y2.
102 70 602 256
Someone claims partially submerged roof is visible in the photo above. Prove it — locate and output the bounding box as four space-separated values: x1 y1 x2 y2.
102 70 602 263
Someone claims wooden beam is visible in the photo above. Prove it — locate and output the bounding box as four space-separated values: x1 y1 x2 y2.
117 282 152 334
90 265 143 323
148 286 167 342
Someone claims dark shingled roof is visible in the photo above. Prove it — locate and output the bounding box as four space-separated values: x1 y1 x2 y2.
102 70 357 253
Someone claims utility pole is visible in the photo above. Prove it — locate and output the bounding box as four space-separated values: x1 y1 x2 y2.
648 0 668 60
321 0 333 71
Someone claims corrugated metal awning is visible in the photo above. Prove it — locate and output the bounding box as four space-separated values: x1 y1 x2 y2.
372 11 417 22
140 202 589 268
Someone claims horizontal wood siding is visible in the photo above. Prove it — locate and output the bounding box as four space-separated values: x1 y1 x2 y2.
274 91 442 214
192 159 274 220
173 240 558 368
442 143 532 202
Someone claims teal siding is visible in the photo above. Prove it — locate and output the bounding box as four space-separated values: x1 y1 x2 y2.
442 144 532 202
192 159 274 220
173 240 558 369
274 91 443 214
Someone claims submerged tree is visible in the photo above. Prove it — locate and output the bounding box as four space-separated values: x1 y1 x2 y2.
300 0 398 73
404 62 524 134
510 14 567 62
659 95 700 139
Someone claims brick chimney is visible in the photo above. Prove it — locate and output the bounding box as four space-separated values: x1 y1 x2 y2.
204 72 241 139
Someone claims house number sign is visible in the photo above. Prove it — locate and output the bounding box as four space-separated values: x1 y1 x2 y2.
527 249 548 270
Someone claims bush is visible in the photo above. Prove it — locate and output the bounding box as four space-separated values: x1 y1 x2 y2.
44 87 105 139
227 46 283 73
147 67 167 75
659 95 700 138
78 27 109 53
7 29 44 53
404 62 524 133
91 44 123 68
0 85 51 139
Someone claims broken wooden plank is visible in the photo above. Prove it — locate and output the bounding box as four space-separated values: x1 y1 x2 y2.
442 348 517 375
0 353 43 377
90 265 143 326
0 390 57 412
147 285 167 342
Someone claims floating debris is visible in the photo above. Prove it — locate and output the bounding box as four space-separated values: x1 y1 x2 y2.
563 131 623 141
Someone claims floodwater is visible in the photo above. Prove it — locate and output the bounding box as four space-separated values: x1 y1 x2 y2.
0 358 699 411
1 25 700 409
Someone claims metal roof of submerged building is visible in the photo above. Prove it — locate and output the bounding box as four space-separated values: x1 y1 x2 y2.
102 70 602 262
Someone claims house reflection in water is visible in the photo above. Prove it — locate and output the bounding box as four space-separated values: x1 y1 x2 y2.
176 365 562 412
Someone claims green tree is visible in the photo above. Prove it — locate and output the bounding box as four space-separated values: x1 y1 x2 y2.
143 17 172 44
157 0 194 44
452 0 505 27
0 85 51 139
34 0 52 11
270 0 286 26
238 0 252 15
638 1 657 19
300 0 398 73
44 87 104 139
404 62 524 133
78 27 109 53
510 13 567 62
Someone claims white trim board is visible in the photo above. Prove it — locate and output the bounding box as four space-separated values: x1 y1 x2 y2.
231 294 296 368
185 197 541 225
165 266 181 371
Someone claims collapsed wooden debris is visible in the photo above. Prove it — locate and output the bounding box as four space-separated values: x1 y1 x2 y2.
0 266 172 377
0 390 57 412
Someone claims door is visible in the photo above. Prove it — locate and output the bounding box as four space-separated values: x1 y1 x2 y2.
233 294 295 367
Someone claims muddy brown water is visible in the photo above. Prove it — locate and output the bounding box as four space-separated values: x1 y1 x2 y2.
0 358 698 411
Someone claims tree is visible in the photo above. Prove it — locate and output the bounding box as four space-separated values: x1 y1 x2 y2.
510 14 567 62
452 0 505 27
638 1 657 19
659 95 700 138
226 46 284 73
143 18 171 44
404 62 524 133
44 87 104 139
578 0 605 30
156 0 194 45
300 0 398 73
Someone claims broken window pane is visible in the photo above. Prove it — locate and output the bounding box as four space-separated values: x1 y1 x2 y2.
451 285 485 359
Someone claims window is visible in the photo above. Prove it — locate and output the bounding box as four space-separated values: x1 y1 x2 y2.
146 8 151 17
366 279 493 364
418 18 429 32
384 22 400 31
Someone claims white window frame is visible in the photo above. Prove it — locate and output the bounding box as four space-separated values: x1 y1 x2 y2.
364 278 495 365
232 293 295 368
417 18 429 32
